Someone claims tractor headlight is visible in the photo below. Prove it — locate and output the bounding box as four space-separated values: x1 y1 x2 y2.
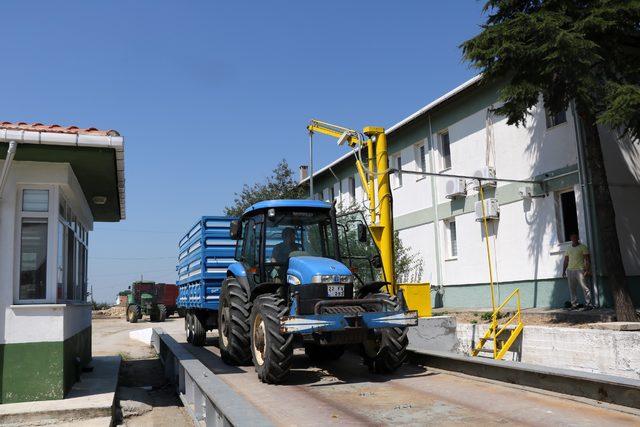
287 275 301 285
340 275 353 283
311 274 353 284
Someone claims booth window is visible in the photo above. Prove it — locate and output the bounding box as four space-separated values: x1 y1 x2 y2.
19 218 48 300
18 189 50 301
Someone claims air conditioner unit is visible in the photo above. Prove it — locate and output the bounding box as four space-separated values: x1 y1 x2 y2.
445 178 467 199
472 166 497 190
475 198 500 221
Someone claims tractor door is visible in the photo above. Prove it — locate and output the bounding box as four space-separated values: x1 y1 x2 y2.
336 210 385 292
240 214 264 287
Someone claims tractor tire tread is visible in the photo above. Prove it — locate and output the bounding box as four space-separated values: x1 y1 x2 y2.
219 279 252 365
251 294 293 384
362 293 409 374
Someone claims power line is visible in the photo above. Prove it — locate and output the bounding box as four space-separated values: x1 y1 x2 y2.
93 227 181 234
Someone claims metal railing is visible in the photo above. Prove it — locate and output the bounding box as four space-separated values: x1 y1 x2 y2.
151 328 272 427
472 289 524 360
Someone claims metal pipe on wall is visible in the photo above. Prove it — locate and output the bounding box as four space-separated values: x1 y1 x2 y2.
0 141 17 200
428 116 444 300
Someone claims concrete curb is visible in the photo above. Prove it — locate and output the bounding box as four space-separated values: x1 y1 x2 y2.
0 355 120 426
151 328 273 427
410 349 640 410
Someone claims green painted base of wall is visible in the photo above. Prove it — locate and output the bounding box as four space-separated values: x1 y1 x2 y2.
433 276 640 309
0 326 91 403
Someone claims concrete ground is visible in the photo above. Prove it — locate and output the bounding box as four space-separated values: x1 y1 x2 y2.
96 316 640 426
92 317 192 427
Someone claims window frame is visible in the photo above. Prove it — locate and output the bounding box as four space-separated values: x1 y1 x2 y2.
438 130 452 172
443 218 458 261
391 154 403 189
347 176 356 203
555 188 579 244
414 141 428 181
545 108 567 129
14 185 57 304
14 185 90 305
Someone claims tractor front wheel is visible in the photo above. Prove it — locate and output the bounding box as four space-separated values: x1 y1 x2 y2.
127 305 141 323
250 294 293 384
361 294 408 374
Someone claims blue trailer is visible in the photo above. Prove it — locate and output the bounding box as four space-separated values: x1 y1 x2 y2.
176 216 236 344
177 201 418 384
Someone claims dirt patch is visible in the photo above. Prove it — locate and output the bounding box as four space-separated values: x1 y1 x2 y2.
434 307 617 328
93 305 126 319
115 357 191 426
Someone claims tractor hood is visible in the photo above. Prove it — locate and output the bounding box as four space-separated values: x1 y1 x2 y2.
287 256 351 284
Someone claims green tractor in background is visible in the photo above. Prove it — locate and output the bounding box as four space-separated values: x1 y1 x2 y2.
126 281 168 323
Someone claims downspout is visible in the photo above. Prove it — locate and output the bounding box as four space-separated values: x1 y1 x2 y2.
428 116 444 302
0 141 17 200
570 101 599 306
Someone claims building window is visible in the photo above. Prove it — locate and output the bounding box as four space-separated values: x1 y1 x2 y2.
322 188 330 202
19 218 48 300
556 189 578 243
329 186 335 202
546 109 567 128
22 189 49 212
439 131 451 171
391 155 403 188
444 218 458 259
348 176 356 201
415 142 427 180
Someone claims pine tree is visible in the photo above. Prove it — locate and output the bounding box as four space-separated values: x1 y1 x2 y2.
461 0 639 320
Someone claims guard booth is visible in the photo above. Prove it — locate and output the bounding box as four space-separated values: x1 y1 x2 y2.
0 122 125 403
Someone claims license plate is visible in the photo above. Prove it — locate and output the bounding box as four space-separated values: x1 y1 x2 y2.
327 285 345 297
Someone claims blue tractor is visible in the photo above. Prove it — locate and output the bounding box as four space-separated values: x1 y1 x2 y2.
219 200 418 383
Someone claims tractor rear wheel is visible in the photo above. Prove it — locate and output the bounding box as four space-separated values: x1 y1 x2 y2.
192 311 206 346
304 344 345 362
157 304 167 322
361 294 408 374
250 294 293 384
218 279 252 365
128 305 141 323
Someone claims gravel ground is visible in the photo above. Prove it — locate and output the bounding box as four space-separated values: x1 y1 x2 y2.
92 316 192 426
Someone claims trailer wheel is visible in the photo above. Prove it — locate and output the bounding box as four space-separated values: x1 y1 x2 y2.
157 304 167 322
361 294 408 374
250 294 293 384
192 311 206 346
185 311 193 343
218 279 252 365
304 344 345 362
127 305 141 323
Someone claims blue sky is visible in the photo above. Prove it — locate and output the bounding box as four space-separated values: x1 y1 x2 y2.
1 1 485 302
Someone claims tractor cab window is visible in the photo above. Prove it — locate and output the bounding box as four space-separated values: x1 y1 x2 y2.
264 209 337 282
336 210 383 290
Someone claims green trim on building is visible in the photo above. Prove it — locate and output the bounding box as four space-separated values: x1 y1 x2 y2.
395 164 579 230
0 326 91 403
432 275 640 309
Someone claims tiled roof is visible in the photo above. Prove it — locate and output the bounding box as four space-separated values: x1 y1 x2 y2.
0 121 120 137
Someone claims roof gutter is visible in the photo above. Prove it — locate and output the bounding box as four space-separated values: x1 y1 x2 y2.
0 140 17 200
0 128 126 220
300 74 483 185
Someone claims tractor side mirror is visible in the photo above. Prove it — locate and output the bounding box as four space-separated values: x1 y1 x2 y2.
370 254 383 268
230 220 242 240
357 223 368 243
